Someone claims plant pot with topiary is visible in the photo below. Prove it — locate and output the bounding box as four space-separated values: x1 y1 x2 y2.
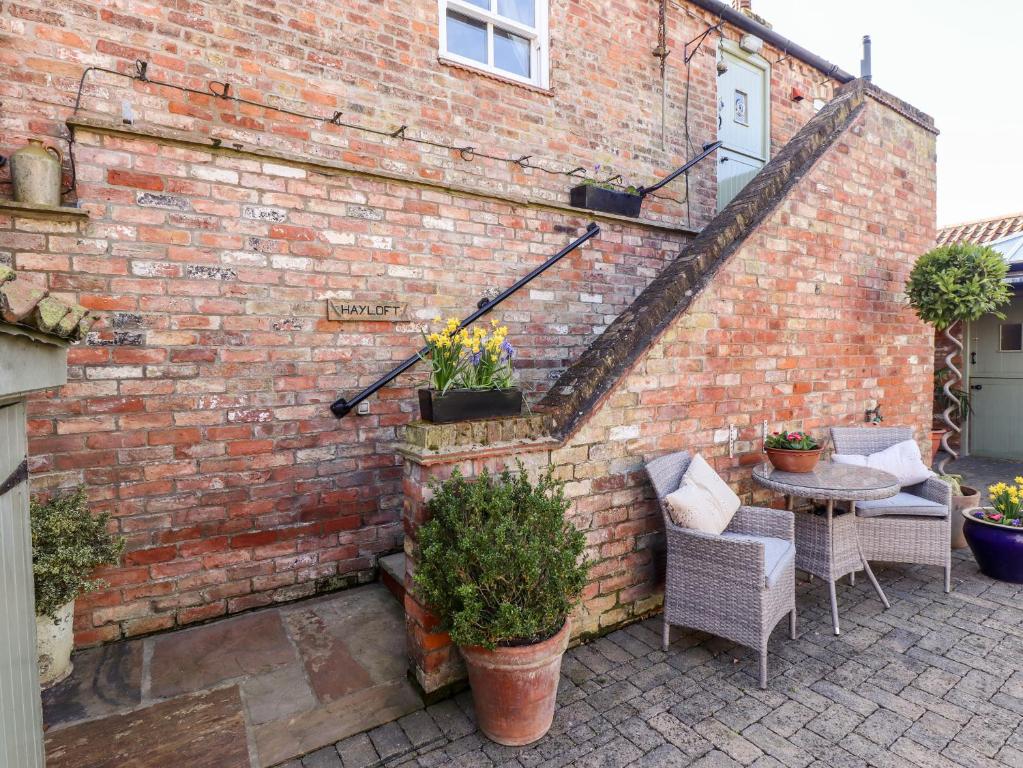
414 464 589 746
32 488 124 687
937 474 979 549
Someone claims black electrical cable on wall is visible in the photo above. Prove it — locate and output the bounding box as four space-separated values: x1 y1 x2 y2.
65 60 697 211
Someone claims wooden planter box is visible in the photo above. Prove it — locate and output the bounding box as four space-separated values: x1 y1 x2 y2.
418 388 523 424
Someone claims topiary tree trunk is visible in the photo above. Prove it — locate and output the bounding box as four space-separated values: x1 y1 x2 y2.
906 244 1010 473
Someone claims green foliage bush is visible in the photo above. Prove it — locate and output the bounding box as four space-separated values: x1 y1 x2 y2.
906 244 1010 330
32 487 124 620
414 464 589 649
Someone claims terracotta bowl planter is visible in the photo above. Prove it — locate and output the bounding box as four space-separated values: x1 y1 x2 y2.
459 621 570 746
962 509 1023 583
765 447 822 473
950 486 979 549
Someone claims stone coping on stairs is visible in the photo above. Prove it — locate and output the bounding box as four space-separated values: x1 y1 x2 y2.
398 414 556 464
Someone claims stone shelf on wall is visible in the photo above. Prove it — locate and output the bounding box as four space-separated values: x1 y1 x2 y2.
0 200 89 220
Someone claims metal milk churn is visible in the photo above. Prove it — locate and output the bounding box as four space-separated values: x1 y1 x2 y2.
10 139 63 206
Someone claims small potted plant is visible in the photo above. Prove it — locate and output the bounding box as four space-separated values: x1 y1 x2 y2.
936 474 979 549
963 479 1023 583
569 166 642 217
32 487 124 686
418 316 522 423
764 430 822 473
415 464 589 745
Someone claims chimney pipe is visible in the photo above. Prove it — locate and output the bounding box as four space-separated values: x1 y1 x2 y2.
732 0 752 12
860 34 872 81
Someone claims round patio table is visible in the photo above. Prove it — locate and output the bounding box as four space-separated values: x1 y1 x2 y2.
752 461 900 636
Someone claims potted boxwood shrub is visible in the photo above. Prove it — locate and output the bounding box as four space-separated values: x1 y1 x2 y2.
414 464 588 745
417 316 522 423
906 244 1010 472
963 478 1023 583
32 487 124 686
936 473 979 549
764 430 822 473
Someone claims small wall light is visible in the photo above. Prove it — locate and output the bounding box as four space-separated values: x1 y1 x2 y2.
790 87 805 102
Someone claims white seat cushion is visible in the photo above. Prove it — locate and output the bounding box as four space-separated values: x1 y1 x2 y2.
664 454 740 534
855 492 948 518
832 439 932 487
721 533 795 588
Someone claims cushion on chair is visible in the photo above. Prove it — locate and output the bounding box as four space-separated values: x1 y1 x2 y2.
854 491 948 518
664 454 740 534
832 439 932 486
721 533 795 588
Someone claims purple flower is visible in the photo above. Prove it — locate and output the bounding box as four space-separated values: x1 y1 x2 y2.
500 340 515 360
973 511 985 518
1012 519 1021 527
470 351 481 366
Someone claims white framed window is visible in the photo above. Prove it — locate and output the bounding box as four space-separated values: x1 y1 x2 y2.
438 0 549 88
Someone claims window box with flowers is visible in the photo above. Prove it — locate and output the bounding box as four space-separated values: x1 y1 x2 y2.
963 477 1023 583
418 316 523 423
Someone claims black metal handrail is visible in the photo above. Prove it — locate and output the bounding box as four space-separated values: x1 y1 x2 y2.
638 140 722 198
331 222 601 418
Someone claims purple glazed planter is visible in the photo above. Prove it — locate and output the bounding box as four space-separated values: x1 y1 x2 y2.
962 509 1023 584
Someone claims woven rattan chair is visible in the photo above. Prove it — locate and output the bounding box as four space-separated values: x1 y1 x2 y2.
830 427 951 592
646 451 797 689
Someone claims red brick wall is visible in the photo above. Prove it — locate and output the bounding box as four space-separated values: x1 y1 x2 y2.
402 93 937 689
1 0 843 644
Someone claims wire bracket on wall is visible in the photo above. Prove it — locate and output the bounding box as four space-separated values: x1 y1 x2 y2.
683 21 723 65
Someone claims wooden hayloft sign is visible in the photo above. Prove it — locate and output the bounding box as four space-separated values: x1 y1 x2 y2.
325 297 408 322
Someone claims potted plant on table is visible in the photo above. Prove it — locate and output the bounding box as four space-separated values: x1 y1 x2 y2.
415 464 589 745
963 479 1023 583
32 487 124 686
418 316 523 423
764 430 822 473
936 473 979 549
906 244 1010 472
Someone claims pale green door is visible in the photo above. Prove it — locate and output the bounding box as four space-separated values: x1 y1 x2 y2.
968 293 1023 458
717 42 769 210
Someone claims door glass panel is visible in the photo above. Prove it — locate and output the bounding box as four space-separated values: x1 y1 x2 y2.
446 11 487 64
494 28 530 77
497 0 534 26
1000 323 1023 351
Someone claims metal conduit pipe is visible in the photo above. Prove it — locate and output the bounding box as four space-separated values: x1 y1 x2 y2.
685 0 856 83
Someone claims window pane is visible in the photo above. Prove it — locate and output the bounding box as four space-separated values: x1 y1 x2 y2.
446 11 487 64
497 0 534 26
462 0 491 9
1001 323 1023 351
494 27 530 77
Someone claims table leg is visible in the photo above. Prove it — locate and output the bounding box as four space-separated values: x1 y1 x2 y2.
850 501 890 609
826 499 840 635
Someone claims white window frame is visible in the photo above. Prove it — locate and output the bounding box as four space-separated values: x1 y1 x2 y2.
438 0 549 88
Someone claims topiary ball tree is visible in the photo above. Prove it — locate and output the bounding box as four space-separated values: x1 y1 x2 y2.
906 243 1010 471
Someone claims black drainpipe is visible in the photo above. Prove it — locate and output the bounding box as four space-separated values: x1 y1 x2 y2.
686 0 856 83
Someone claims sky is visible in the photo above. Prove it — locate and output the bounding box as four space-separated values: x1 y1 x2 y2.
754 0 1023 227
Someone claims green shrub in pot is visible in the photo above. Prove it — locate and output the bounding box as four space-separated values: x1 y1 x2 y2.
32 487 124 686
414 464 589 745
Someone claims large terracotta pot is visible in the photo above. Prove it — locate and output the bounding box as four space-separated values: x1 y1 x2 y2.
963 509 1023 583
37 599 75 687
459 620 570 746
930 430 945 463
765 447 822 473
950 486 979 549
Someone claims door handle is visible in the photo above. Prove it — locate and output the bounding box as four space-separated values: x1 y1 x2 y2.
971 351 976 365
970 384 983 391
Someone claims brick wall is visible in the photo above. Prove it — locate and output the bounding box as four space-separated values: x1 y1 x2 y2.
0 0 845 644
401 89 937 692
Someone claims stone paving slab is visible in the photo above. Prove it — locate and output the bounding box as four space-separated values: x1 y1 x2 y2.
45 685 250 768
314 553 1023 768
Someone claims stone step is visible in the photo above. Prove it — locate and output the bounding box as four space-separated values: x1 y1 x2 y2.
379 552 405 604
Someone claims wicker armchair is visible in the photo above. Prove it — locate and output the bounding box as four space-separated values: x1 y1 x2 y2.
646 451 796 689
830 427 951 592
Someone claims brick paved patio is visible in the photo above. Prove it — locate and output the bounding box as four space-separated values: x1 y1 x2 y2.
288 548 1023 768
